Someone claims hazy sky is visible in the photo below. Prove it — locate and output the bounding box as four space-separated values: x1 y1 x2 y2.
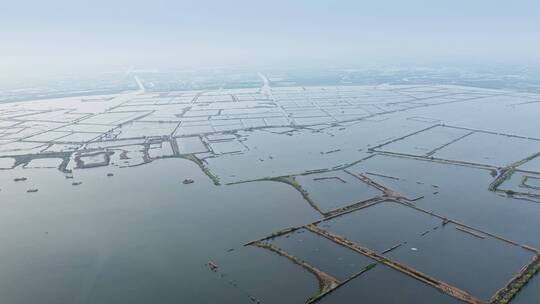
2 0 540 75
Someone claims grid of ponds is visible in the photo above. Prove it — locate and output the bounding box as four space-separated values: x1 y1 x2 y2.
1 83 540 304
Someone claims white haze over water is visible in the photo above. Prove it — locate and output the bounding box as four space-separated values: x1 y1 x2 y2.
1 0 540 79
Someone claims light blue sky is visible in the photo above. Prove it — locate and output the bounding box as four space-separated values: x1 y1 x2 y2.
1 0 539 75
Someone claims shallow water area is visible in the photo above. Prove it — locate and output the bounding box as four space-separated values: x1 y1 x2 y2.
0 158 320 304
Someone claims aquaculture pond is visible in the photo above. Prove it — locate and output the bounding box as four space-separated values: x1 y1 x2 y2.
316 264 462 304
386 223 534 301
266 228 376 280
319 201 441 253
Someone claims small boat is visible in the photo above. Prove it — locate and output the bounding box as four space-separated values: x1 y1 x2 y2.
14 177 27 182
183 178 194 185
72 182 82 186
207 261 219 271
27 189 38 193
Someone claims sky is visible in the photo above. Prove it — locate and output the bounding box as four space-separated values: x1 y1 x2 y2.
1 0 540 76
